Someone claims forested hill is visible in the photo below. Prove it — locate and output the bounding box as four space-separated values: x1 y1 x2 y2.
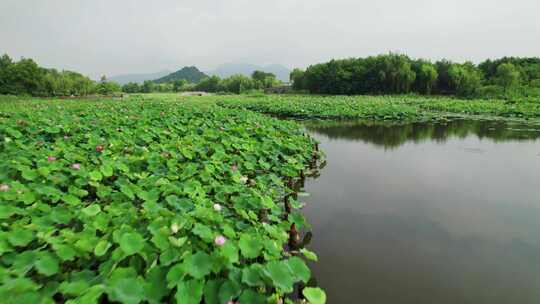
154 66 207 83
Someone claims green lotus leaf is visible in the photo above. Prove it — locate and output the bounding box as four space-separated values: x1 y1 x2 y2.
143 267 168 304
218 279 242 304
81 204 101 217
220 241 239 264
303 287 327 304
99 164 113 177
192 223 213 241
262 260 295 293
241 263 265 287
184 252 214 279
8 227 34 247
89 171 102 182
176 279 204 304
53 244 77 261
35 252 60 276
300 248 319 261
108 277 144 304
239 289 266 304
94 240 111 257
238 233 264 259
286 256 311 283
118 232 145 256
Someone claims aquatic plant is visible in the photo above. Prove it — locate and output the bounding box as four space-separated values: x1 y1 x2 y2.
216 94 540 121
0 96 324 303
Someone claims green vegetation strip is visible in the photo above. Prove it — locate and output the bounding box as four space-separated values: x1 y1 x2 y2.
217 94 540 121
0 96 324 303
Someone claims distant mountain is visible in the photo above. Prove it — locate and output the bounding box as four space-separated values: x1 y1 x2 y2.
208 63 291 82
154 66 207 84
109 70 171 85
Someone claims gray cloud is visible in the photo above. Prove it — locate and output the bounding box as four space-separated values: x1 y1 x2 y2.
1 0 538 79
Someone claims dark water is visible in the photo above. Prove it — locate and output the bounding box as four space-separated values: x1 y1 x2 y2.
302 120 540 304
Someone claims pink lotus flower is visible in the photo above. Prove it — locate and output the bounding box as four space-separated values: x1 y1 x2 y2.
71 163 81 170
95 145 104 153
213 203 222 211
0 184 9 192
214 235 227 246
231 164 238 172
47 156 57 161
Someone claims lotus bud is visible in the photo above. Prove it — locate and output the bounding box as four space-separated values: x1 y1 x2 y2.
214 235 227 246
171 223 179 234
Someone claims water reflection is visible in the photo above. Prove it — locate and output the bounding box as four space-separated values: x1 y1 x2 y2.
302 119 540 304
305 119 540 149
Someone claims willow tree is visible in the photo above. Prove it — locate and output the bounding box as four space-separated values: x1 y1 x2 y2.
495 63 520 92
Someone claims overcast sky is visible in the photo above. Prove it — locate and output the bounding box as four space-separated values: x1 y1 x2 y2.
1 0 539 79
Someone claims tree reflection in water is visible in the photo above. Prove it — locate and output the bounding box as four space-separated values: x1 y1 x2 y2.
304 119 540 149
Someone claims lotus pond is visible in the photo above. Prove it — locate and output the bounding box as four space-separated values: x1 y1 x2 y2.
0 96 325 304
2 93 540 304
218 94 540 121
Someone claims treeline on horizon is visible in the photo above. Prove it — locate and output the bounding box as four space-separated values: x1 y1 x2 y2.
2 52 540 98
0 53 282 97
122 71 281 94
290 53 540 98
0 54 98 97
0 54 136 96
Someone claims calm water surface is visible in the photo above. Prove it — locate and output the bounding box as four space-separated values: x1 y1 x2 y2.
302 120 540 304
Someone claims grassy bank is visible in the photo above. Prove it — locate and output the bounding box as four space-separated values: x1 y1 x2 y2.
0 95 324 303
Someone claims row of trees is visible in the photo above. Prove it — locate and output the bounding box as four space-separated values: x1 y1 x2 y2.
4 52 538 98
0 54 125 96
121 80 185 94
0 53 282 96
290 54 540 97
194 72 280 94
0 54 97 96
479 57 540 83
121 71 281 94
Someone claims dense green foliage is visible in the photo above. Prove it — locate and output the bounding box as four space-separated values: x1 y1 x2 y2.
493 63 521 92
217 94 540 121
121 82 142 94
0 95 324 303
154 67 208 84
0 54 96 97
195 76 222 93
290 54 540 98
478 57 540 83
94 78 122 95
0 53 284 96
120 71 281 95
194 72 281 94
251 71 280 89
121 81 185 94
5 51 540 100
